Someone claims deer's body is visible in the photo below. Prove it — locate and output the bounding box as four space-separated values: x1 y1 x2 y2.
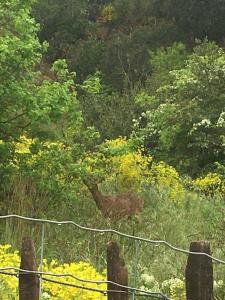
83 180 144 219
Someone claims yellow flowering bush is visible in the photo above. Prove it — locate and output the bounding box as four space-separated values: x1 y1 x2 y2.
147 162 184 202
1 135 65 167
102 138 152 191
110 151 152 191
43 260 106 300
14 136 33 154
100 138 185 201
103 137 129 150
0 245 106 300
14 137 79 197
0 245 20 298
193 173 225 196
83 138 186 200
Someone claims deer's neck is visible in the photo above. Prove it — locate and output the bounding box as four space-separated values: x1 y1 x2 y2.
86 183 105 209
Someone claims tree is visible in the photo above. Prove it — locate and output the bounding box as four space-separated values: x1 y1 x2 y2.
80 87 138 141
34 0 104 81
134 41 225 176
152 0 225 42
34 0 179 90
0 0 97 208
0 0 83 142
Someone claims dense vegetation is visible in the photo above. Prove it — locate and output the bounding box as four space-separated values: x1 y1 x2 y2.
0 0 225 299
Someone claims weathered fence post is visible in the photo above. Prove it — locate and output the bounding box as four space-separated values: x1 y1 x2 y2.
107 241 128 300
185 241 214 300
19 237 40 300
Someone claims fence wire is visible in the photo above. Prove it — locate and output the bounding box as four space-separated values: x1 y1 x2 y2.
0 270 171 299
0 214 224 264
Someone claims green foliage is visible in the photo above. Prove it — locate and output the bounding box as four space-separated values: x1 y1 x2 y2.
81 72 102 94
0 0 42 140
135 42 188 110
134 41 225 175
80 89 138 140
34 0 179 90
152 0 225 42
146 42 188 95
0 0 99 213
0 0 83 144
34 0 225 90
1 1 225 299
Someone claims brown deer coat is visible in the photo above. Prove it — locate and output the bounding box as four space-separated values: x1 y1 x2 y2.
83 179 144 219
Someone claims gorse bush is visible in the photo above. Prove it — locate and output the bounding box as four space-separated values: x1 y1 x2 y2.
147 161 185 202
107 138 152 191
83 137 186 199
0 245 19 298
193 172 225 196
43 261 106 300
82 137 152 191
0 245 106 300
1 135 224 216
7 135 225 202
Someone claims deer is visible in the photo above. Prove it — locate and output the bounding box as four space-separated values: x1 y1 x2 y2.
82 178 144 219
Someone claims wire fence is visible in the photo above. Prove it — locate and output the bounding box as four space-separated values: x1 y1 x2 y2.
0 270 169 299
0 267 171 299
0 214 224 299
0 214 224 264
0 270 148 297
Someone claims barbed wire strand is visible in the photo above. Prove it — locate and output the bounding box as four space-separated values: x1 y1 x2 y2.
0 271 125 295
42 277 126 295
42 277 157 298
0 270 170 299
0 214 224 264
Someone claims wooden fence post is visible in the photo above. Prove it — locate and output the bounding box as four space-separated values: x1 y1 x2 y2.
185 241 214 300
19 237 40 300
107 241 128 300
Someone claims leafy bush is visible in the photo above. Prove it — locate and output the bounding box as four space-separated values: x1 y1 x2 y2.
140 272 224 300
140 273 186 300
